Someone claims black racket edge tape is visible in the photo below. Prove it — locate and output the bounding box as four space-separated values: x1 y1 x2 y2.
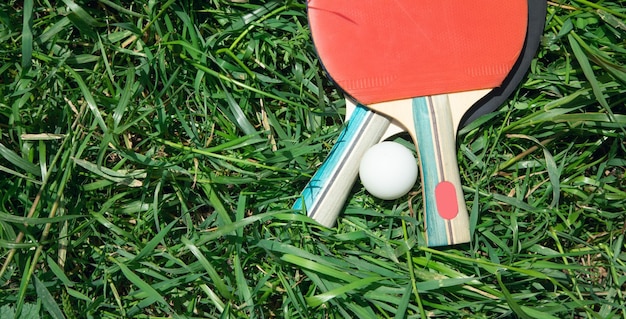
458 0 547 129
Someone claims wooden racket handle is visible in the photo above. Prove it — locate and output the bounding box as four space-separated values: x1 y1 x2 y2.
293 105 391 227
412 95 471 246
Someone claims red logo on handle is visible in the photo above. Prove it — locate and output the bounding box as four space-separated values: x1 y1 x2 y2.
435 181 459 220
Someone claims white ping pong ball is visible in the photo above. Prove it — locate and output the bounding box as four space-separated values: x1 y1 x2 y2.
359 141 418 200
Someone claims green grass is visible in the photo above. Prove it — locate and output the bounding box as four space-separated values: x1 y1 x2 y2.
1 0 625 318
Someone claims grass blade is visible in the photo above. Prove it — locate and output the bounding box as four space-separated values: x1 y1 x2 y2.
33 276 66 319
20 0 33 72
0 143 40 176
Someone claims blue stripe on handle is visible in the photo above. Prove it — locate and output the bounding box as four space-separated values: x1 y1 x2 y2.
293 105 372 214
412 97 448 246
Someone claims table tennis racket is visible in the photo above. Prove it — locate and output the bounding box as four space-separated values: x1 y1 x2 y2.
300 0 547 227
295 0 547 240
301 0 531 247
